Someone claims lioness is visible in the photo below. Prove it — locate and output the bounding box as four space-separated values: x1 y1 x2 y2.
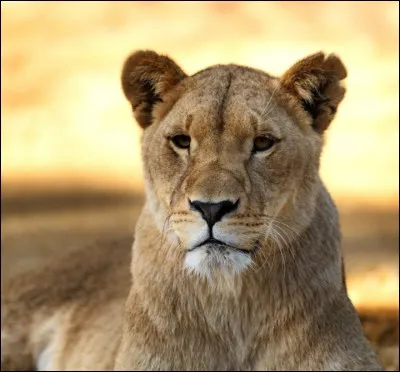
1 50 382 371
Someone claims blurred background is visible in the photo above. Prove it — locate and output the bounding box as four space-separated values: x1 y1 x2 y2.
1 1 398 369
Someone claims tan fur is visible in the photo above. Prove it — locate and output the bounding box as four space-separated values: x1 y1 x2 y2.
1 51 382 371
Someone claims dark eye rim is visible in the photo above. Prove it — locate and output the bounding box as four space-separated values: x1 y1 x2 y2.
170 134 191 149
252 135 280 153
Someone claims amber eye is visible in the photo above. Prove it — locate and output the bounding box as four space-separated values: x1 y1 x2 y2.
171 135 191 149
253 136 277 152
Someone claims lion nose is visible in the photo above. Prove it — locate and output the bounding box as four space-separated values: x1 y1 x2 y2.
189 199 239 227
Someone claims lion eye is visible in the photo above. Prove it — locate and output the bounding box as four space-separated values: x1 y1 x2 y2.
253 136 277 152
171 135 191 149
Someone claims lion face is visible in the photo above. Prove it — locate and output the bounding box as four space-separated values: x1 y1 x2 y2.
122 51 347 278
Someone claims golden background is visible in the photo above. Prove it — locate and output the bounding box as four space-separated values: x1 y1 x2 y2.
1 1 399 204
1 2 398 369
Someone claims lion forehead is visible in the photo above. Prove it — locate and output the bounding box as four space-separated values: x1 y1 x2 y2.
162 66 281 135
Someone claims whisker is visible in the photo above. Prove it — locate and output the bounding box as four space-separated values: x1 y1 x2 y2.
171 211 191 217
170 219 196 224
255 219 275 273
272 229 286 281
230 212 301 239
250 219 298 267
272 223 297 262
259 80 281 120
158 214 172 251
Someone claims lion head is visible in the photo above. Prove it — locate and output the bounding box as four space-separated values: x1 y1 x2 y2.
121 50 347 278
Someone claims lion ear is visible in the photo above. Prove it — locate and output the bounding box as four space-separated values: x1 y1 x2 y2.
280 52 347 133
121 50 187 128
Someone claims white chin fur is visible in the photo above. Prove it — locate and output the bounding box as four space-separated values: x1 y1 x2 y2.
184 247 252 278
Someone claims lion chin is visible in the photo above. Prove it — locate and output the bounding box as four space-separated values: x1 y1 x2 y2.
184 240 253 278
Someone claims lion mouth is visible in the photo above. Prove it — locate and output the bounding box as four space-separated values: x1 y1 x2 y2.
191 238 256 255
